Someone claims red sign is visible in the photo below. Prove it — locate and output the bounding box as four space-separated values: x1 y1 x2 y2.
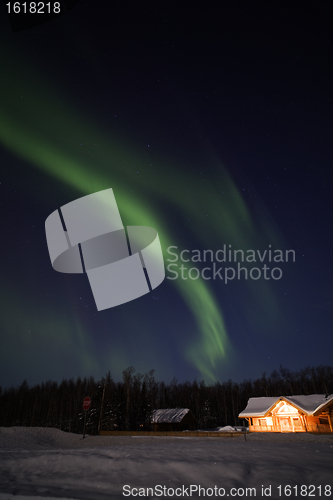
83 396 91 411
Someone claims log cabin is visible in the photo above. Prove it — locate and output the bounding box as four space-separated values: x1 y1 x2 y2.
151 408 198 431
239 394 333 433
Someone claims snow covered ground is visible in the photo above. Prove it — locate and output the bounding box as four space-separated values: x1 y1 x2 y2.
0 427 332 499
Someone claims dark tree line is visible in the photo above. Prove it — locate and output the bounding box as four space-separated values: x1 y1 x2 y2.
0 365 332 434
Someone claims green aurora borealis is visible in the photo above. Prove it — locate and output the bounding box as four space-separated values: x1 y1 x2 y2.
0 43 287 383
1 4 331 388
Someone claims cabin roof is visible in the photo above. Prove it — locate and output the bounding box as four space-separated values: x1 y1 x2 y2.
287 394 333 414
151 408 191 423
238 397 279 417
239 394 333 418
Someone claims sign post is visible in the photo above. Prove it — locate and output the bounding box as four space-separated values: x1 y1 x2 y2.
82 396 91 439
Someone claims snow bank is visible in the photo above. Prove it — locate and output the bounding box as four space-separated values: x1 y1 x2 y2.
0 427 332 499
214 425 240 432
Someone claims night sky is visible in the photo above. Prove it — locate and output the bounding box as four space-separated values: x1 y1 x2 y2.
0 1 332 389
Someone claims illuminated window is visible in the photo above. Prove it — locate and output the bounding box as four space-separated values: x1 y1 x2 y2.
266 417 273 426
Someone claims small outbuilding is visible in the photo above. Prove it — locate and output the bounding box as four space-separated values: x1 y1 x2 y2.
151 408 198 431
239 394 333 433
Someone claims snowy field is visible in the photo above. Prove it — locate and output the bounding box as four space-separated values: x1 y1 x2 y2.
0 427 332 499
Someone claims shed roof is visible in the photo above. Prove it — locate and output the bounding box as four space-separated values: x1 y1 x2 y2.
239 394 333 418
151 408 191 423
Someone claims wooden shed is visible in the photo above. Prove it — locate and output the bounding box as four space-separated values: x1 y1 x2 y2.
151 408 198 431
239 394 333 433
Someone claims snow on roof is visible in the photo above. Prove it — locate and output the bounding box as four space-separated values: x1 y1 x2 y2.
239 394 333 418
238 397 279 417
151 408 191 423
285 394 333 414
313 394 333 414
